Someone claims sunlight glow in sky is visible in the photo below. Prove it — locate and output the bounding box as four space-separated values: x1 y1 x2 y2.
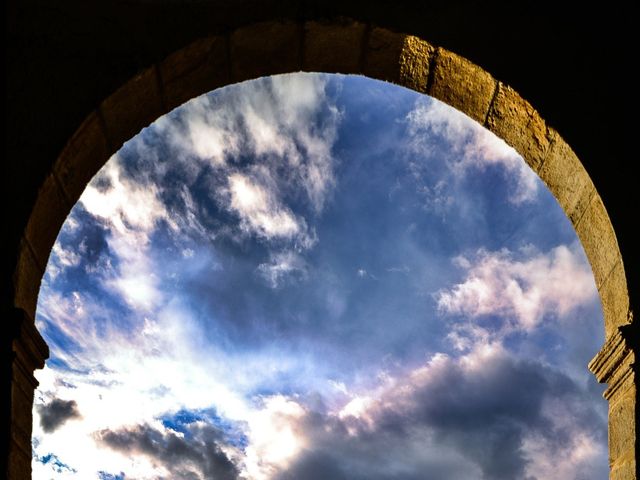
33 73 607 480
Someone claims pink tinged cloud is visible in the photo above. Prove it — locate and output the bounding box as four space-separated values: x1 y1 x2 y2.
436 244 598 330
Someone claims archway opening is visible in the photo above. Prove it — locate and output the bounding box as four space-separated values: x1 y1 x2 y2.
32 73 608 479
8 21 635 480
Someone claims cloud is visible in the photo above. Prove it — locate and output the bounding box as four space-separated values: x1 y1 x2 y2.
242 395 308 479
257 251 308 288
437 244 598 332
71 74 340 313
78 159 172 310
386 265 410 274
233 73 340 214
79 160 174 239
35 289 122 371
37 398 81 433
271 345 606 480
158 73 340 214
355 268 378 281
46 242 83 278
44 74 340 321
406 99 538 204
135 73 341 280
93 396 311 480
33 291 324 479
224 172 310 244
96 422 239 480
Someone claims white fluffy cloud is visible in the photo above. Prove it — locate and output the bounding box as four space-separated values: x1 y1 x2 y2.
225 172 310 244
158 73 339 214
80 160 173 237
150 73 340 277
78 159 172 310
407 99 539 204
437 244 598 331
242 395 308 480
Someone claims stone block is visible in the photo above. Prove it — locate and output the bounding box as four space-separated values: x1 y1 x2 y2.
161 35 230 112
363 27 406 83
304 20 366 74
576 193 621 290
610 457 637 480
486 84 552 171
7 442 32 480
100 66 165 152
398 36 433 93
430 48 496 124
12 350 37 389
539 130 595 224
10 377 35 439
231 21 301 82
12 239 43 320
24 174 71 271
53 111 110 205
599 260 631 338
608 382 637 464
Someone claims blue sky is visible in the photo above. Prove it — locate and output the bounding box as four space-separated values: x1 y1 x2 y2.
33 73 607 479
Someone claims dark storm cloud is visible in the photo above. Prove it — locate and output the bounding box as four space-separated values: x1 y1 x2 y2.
277 421 481 480
37 398 81 433
277 351 606 480
96 422 239 480
393 356 562 479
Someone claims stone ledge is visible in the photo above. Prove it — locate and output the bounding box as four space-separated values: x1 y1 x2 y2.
590 321 637 400
10 308 49 373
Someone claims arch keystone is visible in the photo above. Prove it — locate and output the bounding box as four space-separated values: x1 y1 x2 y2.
231 22 301 83
304 20 367 74
363 27 407 83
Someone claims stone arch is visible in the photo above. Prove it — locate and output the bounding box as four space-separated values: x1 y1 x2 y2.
8 20 636 479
